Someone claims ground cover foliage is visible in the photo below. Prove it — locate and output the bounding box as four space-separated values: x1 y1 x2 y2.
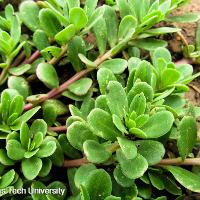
0 0 200 199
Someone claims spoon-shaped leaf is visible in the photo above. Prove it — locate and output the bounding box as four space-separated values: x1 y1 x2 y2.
36 63 59 89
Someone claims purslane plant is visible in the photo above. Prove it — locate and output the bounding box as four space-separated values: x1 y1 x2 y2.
0 0 199 199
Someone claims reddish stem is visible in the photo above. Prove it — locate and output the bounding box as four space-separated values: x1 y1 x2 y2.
24 50 41 64
64 157 89 168
48 125 67 132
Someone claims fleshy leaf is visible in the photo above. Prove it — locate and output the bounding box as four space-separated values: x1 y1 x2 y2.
83 140 111 164
36 63 59 89
88 108 122 141
141 111 174 138
177 116 197 160
22 157 42 180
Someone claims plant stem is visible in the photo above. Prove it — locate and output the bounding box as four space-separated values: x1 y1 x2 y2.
48 125 67 132
24 50 41 64
63 157 200 168
24 49 113 110
157 157 200 166
64 157 88 168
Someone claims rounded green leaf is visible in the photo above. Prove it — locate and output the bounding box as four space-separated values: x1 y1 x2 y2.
55 24 76 44
117 150 148 179
67 121 97 151
9 95 24 117
22 157 42 180
113 114 128 134
36 63 59 89
97 68 116 94
19 1 40 31
118 15 137 39
117 137 137 160
69 7 88 31
83 140 112 164
30 119 48 137
9 64 31 76
31 132 44 149
31 181 47 200
8 76 30 99
38 158 52 177
135 140 165 165
36 141 57 158
88 108 122 141
74 163 97 188
33 30 50 51
0 169 15 189
6 139 25 160
0 149 15 166
84 169 112 200
177 116 197 160
142 111 174 138
113 165 134 187
39 8 62 37
166 166 200 193
68 78 92 96
148 172 165 190
107 81 128 119
99 59 128 74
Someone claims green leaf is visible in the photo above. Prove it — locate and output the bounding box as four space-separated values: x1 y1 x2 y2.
20 122 30 150
97 68 116 94
31 132 43 149
135 140 165 165
93 18 107 55
67 0 80 9
19 1 40 31
113 114 127 134
75 163 97 188
69 7 88 31
160 69 180 88
104 5 118 48
130 93 146 116
118 15 137 40
11 106 41 130
84 169 112 200
42 46 61 58
33 30 50 51
36 141 57 158
104 196 121 200
68 78 92 96
67 121 97 151
141 111 174 138
6 139 25 160
84 0 98 17
8 76 30 99
68 36 86 72
116 0 131 18
39 8 62 37
168 13 200 23
38 158 52 177
114 165 134 187
83 140 111 164
30 119 48 137
139 27 181 38
9 64 31 76
116 150 148 179
0 149 15 166
148 172 165 190
55 24 76 44
128 82 154 102
99 59 128 74
36 63 59 89
177 116 197 160
117 137 137 160
107 81 128 119
22 157 42 180
135 114 149 128
78 54 97 68
88 108 122 141
130 39 167 51
95 95 110 113
0 169 15 189
80 185 90 200
166 166 200 193
31 181 47 200
24 149 39 159
9 95 24 117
